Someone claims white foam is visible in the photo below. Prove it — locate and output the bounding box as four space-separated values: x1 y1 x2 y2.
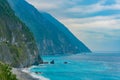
22 68 50 80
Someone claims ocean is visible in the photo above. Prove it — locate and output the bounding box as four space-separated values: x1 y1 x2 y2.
29 52 120 80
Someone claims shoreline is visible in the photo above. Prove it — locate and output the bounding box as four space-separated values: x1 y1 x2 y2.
12 67 49 80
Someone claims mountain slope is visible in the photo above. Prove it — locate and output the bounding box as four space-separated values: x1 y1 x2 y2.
0 0 42 67
8 0 91 55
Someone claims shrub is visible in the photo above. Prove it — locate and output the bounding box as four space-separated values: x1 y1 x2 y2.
0 62 18 80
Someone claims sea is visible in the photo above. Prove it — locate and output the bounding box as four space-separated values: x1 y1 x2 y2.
29 52 120 80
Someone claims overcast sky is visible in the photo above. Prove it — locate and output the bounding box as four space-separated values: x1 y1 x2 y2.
26 0 120 52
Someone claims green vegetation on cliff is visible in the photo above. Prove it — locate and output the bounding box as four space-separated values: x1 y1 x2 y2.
0 62 18 80
0 0 42 67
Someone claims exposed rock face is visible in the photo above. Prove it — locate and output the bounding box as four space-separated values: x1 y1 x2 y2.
8 0 91 55
0 0 42 67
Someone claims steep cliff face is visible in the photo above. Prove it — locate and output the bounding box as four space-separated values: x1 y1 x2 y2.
8 0 91 55
0 0 42 67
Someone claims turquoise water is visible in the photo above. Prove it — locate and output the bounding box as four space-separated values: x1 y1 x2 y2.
30 53 120 80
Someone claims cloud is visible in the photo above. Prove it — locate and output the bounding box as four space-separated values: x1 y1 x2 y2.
26 0 120 51
26 0 120 28
25 0 60 10
60 15 120 29
26 0 120 17
26 0 76 10
116 0 120 3
67 0 120 14
76 28 120 52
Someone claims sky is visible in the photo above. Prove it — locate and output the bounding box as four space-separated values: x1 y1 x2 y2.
26 0 120 52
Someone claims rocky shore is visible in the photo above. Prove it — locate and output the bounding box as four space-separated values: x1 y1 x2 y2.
12 68 39 80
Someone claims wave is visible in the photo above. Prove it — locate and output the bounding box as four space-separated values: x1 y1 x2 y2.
22 67 50 80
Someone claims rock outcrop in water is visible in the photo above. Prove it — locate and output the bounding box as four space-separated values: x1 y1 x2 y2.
8 0 91 55
0 0 42 67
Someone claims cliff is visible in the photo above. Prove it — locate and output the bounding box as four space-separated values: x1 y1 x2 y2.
0 0 42 67
8 0 91 55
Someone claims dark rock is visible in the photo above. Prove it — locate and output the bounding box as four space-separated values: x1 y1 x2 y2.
64 62 68 64
39 61 49 64
50 60 54 64
35 72 42 74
